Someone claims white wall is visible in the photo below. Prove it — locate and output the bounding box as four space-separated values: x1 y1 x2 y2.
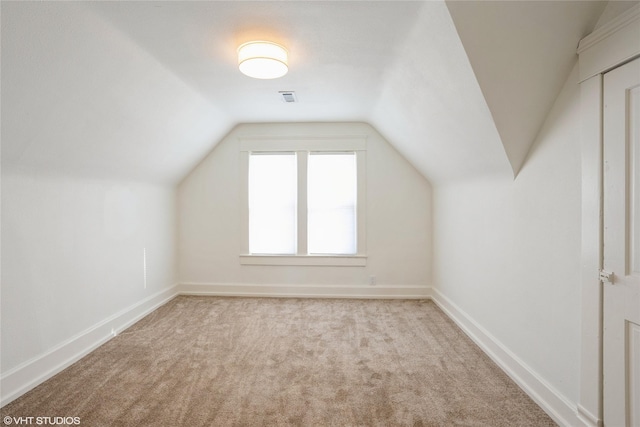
433 64 582 406
1 172 177 375
178 122 432 292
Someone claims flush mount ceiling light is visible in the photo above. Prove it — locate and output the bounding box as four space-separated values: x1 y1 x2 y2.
238 41 288 79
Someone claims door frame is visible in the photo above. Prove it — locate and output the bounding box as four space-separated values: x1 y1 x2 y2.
578 5 640 427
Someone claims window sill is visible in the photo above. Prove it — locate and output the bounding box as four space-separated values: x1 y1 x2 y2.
239 254 367 266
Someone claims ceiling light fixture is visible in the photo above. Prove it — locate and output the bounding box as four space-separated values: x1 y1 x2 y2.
238 41 288 79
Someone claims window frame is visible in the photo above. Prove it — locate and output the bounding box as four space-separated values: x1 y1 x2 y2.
239 136 367 266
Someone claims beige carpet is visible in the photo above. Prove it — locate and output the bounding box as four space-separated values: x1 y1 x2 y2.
2 296 556 426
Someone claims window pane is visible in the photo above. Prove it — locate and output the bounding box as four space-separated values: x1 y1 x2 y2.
249 153 297 254
308 153 357 254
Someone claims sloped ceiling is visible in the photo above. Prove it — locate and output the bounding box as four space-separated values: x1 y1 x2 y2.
446 0 606 177
1 1 606 185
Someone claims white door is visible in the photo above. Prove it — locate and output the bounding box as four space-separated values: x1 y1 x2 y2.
603 57 640 427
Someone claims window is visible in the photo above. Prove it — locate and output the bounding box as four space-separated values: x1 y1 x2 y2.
248 153 297 254
307 153 357 255
240 137 366 266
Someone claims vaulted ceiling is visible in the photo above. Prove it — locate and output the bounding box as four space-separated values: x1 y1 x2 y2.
1 1 608 185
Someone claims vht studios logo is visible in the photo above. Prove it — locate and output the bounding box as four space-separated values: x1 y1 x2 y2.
3 416 80 425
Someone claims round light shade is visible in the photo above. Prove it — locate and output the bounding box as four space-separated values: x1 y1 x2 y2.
238 41 288 79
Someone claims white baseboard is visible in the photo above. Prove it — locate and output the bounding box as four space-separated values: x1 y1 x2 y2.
429 288 588 427
0 282 428 407
2 283 591 427
178 282 433 299
0 286 178 407
577 404 603 427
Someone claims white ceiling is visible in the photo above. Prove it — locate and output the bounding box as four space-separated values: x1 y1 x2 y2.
446 0 606 176
1 1 608 185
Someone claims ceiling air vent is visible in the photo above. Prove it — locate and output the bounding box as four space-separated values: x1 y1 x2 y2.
279 91 297 103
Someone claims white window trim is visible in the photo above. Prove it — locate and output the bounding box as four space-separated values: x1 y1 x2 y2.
239 254 367 267
239 136 367 266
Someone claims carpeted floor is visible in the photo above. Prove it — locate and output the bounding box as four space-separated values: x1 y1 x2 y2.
1 296 556 426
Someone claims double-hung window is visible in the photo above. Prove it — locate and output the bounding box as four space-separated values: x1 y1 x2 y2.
240 137 366 266
307 152 357 255
248 153 298 255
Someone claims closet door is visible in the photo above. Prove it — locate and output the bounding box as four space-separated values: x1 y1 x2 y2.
603 57 640 427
